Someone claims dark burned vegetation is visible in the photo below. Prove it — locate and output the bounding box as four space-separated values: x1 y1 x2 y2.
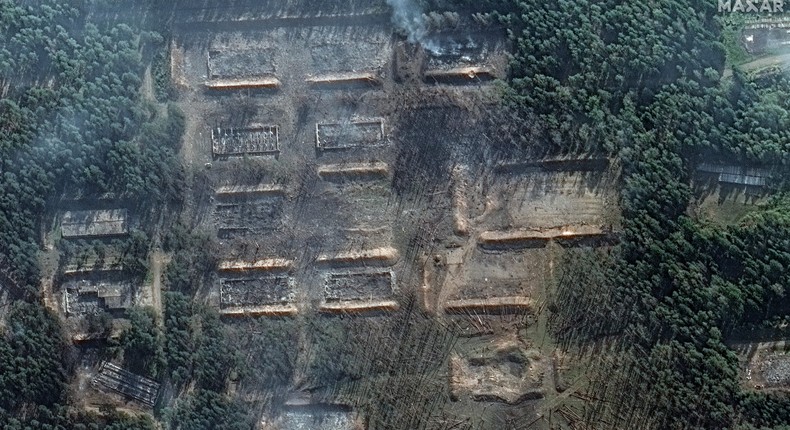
2 0 790 429
305 298 460 429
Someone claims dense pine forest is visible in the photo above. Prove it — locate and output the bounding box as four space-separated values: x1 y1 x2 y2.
1 0 790 429
484 0 790 429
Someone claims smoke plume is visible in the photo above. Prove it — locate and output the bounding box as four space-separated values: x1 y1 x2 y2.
386 0 429 45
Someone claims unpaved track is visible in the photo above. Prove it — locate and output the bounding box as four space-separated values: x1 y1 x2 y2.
150 249 165 320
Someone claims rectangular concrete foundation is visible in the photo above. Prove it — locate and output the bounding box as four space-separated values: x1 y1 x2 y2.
212 126 279 156
61 209 128 239
214 194 284 236
207 49 276 79
316 119 384 150
320 271 397 314
61 271 132 316
324 270 394 301
220 276 295 308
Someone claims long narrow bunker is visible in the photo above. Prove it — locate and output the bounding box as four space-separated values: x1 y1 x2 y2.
317 162 390 181
423 66 495 84
444 296 534 314
316 246 399 266
478 225 611 249
306 71 381 88
205 77 282 90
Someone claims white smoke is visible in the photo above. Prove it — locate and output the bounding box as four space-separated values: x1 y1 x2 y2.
387 0 448 55
386 0 428 44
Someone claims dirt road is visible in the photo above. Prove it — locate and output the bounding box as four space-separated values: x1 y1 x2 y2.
150 249 166 320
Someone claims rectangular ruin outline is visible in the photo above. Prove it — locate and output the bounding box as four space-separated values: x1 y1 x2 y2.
60 208 129 239
323 269 396 303
211 125 280 156
92 361 160 407
219 275 296 308
60 270 134 316
213 191 285 235
207 48 277 80
216 257 298 316
315 118 385 150
319 269 399 314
